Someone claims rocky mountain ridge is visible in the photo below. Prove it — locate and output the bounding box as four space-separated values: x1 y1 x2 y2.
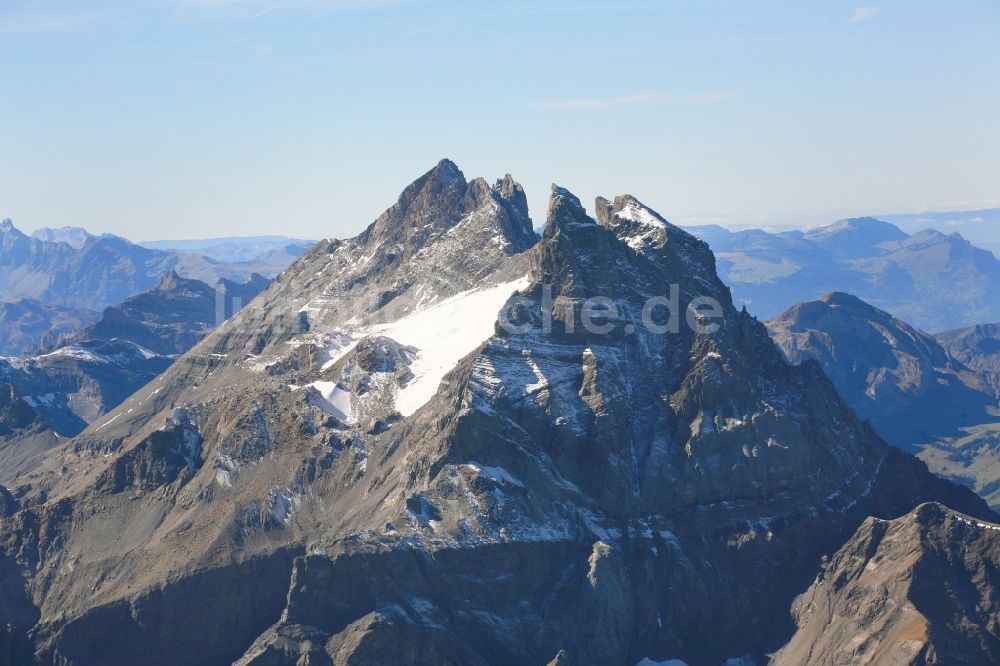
0 161 994 665
774 502 1000 665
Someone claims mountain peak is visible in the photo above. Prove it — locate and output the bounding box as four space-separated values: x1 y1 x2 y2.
4 167 997 666
155 270 185 291
494 173 521 198
355 161 538 272
775 501 1000 666
0 218 24 237
543 185 593 238
803 217 908 258
358 159 470 250
767 292 989 448
432 157 462 178
808 216 907 240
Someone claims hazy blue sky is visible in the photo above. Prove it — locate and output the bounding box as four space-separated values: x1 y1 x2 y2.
2 0 998 240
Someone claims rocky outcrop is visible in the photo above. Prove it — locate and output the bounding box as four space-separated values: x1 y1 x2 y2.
0 384 45 438
94 408 201 495
0 384 59 487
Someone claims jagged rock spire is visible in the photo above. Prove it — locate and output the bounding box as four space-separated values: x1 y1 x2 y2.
356 159 536 259
156 270 183 290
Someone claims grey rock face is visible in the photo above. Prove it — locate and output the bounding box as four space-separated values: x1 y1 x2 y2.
94 408 201 495
0 384 46 438
0 164 993 666
0 383 59 495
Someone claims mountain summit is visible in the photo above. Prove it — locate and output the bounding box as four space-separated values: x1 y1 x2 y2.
0 163 993 665
767 292 996 448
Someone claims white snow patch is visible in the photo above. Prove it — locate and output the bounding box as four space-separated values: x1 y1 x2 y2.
616 201 667 229
24 393 56 409
523 350 549 394
164 408 201 470
266 485 300 525
216 469 232 488
615 200 670 251
308 380 355 423
214 454 238 488
465 463 524 487
95 413 121 431
321 334 360 371
368 277 529 416
39 347 103 363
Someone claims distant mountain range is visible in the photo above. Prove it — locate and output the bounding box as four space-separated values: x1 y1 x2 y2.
0 340 174 438
879 208 1000 256
0 219 299 314
685 216 1000 332
768 292 996 448
0 270 269 439
47 270 270 357
139 235 314 263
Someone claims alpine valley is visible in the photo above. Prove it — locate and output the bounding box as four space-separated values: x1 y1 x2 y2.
2 161 1000 666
